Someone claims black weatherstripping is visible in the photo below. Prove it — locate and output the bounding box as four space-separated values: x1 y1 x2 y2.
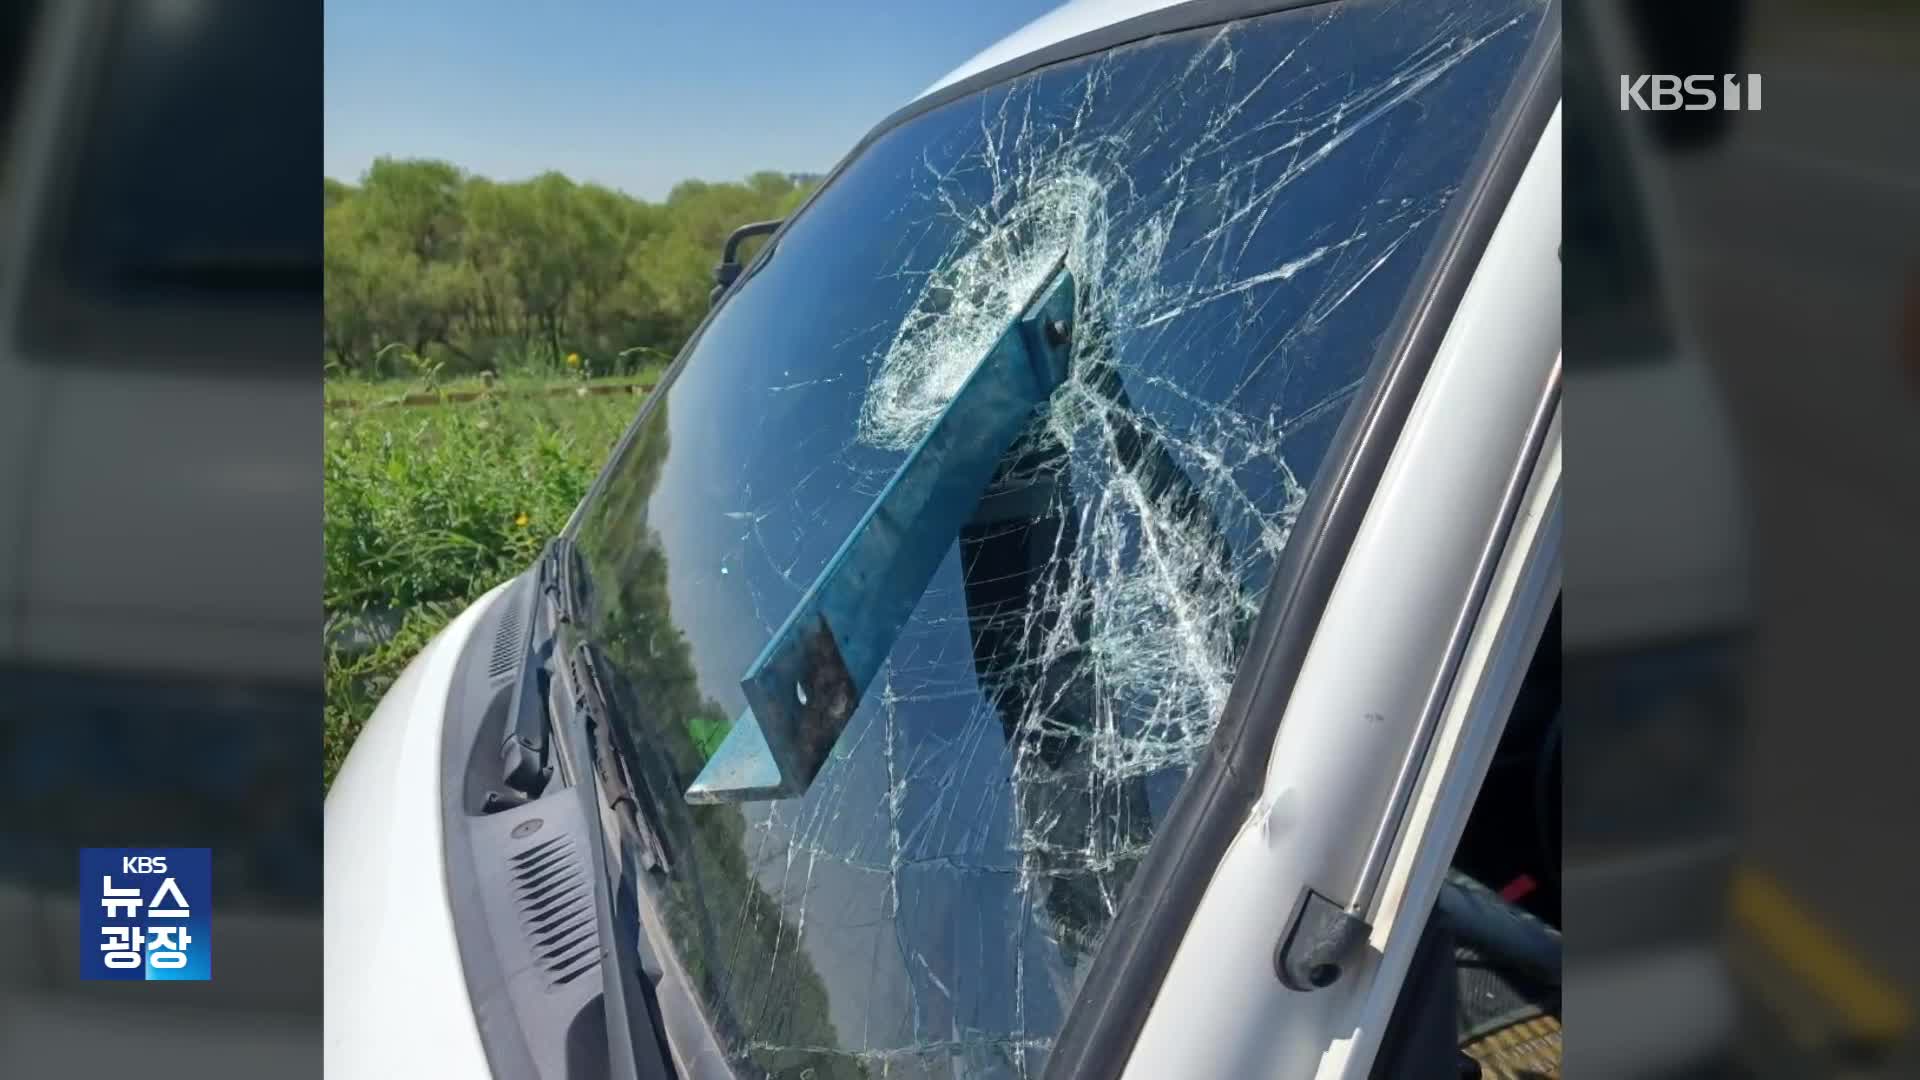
1041 10 1562 1079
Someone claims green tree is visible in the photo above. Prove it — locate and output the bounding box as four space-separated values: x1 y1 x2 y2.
323 161 815 377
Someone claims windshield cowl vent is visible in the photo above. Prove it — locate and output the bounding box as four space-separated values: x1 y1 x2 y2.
509 834 601 988
487 602 526 684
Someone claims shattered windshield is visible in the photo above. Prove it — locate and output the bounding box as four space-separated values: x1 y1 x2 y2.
570 2 1548 1076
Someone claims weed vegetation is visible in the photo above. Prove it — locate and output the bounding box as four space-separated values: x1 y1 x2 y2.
323 374 638 785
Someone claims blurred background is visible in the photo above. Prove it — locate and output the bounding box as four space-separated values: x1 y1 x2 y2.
0 0 321 1075
1564 0 1920 1075
2 0 1916 1076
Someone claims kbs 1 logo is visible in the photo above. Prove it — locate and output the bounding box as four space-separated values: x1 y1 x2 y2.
1621 74 1762 112
80 848 212 981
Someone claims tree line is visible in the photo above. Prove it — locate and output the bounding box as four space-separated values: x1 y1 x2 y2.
324 159 816 378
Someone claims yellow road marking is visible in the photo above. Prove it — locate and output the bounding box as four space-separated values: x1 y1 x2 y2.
1731 868 1914 1044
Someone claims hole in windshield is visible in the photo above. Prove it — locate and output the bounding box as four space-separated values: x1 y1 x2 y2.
570 1 1550 1075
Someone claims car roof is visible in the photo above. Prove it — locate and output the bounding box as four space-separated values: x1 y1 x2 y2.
917 0 1186 100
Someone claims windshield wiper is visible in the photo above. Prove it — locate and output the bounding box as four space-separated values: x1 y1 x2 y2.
479 540 698 1076
557 627 695 1079
570 635 673 875
494 533 673 871
495 537 584 804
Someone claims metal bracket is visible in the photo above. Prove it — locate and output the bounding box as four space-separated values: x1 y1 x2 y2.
685 256 1077 803
1275 887 1371 992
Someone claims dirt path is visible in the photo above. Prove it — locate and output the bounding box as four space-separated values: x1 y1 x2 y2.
324 380 657 411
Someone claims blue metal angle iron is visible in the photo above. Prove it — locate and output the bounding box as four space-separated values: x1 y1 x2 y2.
685 256 1077 803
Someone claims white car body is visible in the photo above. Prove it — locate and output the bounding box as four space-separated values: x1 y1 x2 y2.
325 582 508 1077
326 2 1742 1078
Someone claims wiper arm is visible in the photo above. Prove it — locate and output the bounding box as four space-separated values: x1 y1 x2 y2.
478 541 694 1076
496 537 586 803
495 533 672 867
513 634 682 1080
557 629 696 1079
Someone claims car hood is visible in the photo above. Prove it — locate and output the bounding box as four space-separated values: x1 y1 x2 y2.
323 582 512 1079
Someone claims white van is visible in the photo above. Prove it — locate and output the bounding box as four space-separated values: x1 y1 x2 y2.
327 2 1739 1077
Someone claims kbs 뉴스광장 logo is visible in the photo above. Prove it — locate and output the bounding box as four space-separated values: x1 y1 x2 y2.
79 848 212 981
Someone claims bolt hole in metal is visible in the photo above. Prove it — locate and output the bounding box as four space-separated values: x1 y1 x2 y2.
1308 963 1340 988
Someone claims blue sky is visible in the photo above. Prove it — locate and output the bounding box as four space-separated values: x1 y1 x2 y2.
325 1 1058 199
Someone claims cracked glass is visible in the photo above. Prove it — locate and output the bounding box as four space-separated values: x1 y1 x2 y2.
569 2 1549 1075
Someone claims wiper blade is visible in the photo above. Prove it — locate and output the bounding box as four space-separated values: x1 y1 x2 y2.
546 636 690 1080
569 635 673 875
687 254 1076 803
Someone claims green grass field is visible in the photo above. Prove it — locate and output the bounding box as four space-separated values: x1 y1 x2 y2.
323 377 644 785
